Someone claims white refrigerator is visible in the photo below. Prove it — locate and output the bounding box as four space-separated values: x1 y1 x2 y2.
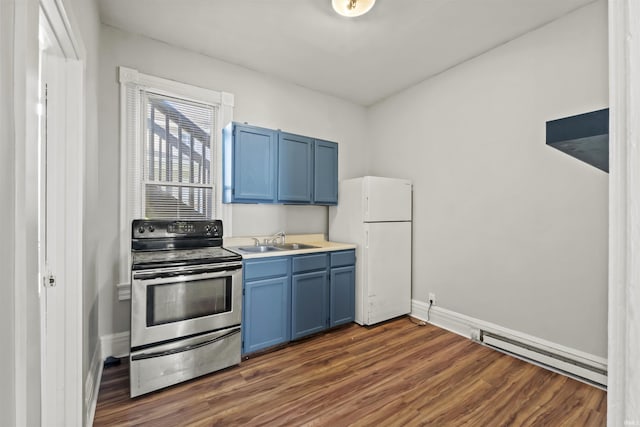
329 176 412 325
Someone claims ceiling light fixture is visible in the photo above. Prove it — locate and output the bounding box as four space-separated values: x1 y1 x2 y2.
332 0 376 18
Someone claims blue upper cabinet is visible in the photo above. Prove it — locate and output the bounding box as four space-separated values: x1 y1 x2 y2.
223 123 277 203
313 140 338 205
223 122 338 205
277 132 313 203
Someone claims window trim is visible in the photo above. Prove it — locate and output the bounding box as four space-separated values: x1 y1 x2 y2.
117 66 234 298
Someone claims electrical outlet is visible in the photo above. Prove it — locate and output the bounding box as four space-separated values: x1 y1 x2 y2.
428 293 436 305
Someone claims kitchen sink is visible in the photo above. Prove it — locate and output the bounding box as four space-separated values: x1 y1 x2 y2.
236 243 320 253
273 243 319 250
237 245 282 253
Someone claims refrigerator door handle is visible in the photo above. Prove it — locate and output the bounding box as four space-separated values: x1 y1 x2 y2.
365 196 369 219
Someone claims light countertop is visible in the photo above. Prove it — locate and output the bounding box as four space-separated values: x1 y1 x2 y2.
224 233 356 259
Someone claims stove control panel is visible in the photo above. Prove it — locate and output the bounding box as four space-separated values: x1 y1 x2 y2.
132 219 223 239
167 222 196 234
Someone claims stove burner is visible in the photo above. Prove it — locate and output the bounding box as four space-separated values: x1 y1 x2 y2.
132 247 241 270
131 219 241 269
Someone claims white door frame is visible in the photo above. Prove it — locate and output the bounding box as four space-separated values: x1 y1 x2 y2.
608 0 640 425
38 0 85 425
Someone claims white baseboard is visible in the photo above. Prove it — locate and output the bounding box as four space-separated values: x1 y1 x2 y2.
101 331 130 359
84 341 103 427
411 299 607 387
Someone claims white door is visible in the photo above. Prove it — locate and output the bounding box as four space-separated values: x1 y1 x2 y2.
40 48 67 427
363 176 412 222
39 10 83 425
362 221 412 324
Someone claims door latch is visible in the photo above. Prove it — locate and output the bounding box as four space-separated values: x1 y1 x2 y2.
46 274 56 287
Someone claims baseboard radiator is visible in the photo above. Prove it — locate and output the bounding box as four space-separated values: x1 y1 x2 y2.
479 330 607 388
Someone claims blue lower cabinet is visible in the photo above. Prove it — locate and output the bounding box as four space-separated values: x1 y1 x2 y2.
242 259 291 354
291 271 328 340
242 250 355 355
330 265 355 327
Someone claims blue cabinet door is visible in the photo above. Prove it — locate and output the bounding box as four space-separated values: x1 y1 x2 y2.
243 275 291 354
291 271 328 340
277 132 313 203
313 139 338 205
223 123 338 206
229 124 277 203
330 265 355 327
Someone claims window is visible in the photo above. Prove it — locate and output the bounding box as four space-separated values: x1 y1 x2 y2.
142 92 215 219
118 66 234 295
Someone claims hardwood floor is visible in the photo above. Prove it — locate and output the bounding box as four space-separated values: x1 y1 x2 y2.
93 317 606 426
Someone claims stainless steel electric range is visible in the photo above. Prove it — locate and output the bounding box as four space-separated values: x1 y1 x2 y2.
129 219 242 397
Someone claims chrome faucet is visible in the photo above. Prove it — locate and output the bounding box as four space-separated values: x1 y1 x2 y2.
251 232 285 246
269 231 286 245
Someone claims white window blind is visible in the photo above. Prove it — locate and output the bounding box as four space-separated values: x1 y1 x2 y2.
124 84 218 220
142 92 216 219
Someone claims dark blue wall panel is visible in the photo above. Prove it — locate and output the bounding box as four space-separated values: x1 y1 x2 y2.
546 108 609 173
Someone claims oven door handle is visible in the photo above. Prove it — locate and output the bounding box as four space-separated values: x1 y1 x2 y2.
131 327 241 361
133 267 240 285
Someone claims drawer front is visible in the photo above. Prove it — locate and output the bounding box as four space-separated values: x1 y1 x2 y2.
244 257 289 280
331 250 355 268
292 253 328 273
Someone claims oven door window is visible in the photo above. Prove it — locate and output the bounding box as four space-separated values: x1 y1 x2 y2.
146 277 232 326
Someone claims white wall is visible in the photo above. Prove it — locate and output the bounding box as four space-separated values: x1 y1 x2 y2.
98 25 368 337
0 2 18 424
368 1 608 357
